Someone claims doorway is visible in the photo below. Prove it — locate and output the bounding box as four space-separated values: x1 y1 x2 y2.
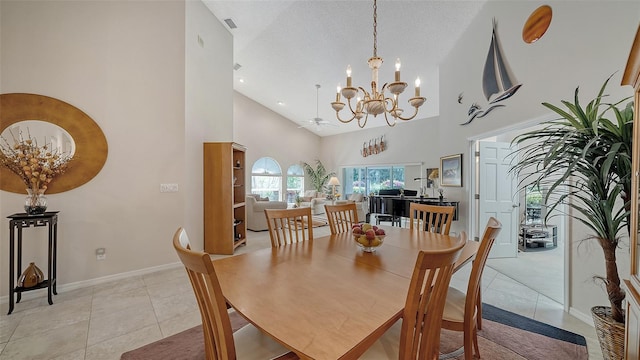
470 121 567 307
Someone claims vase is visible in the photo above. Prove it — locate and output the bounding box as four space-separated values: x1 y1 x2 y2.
25 188 47 215
17 262 44 288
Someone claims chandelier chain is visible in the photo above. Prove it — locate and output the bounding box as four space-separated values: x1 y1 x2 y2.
373 0 377 57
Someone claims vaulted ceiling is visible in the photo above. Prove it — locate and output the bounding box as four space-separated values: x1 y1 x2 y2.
204 1 487 136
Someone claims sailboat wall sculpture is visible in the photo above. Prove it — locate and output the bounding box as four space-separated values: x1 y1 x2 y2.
463 19 522 125
483 19 522 104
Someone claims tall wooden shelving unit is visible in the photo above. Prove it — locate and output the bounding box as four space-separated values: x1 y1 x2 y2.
203 142 247 255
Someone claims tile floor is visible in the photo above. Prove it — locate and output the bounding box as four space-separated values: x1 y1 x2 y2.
0 224 604 359
486 237 565 304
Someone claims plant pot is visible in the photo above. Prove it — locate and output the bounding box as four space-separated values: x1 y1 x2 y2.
591 306 625 360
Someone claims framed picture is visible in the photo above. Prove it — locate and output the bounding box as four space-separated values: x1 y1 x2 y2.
440 154 462 187
425 168 439 188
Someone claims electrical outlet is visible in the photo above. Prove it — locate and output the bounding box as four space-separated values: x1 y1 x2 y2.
96 247 106 261
160 183 179 193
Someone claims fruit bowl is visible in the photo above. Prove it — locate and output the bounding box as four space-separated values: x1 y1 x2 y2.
352 223 386 252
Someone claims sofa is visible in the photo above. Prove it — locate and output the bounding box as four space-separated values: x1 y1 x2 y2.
246 194 287 231
298 190 327 215
335 193 367 221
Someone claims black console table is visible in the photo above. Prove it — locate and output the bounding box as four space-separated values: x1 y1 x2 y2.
7 211 59 315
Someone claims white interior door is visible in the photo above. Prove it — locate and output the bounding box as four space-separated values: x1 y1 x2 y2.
479 141 518 258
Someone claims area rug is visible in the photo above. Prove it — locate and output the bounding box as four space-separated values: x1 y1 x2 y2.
121 303 587 360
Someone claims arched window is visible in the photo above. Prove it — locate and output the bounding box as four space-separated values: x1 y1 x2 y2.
251 157 282 201
286 164 304 204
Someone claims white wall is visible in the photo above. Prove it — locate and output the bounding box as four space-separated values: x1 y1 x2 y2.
320 115 441 171
0 0 232 297
439 1 638 319
185 0 233 250
319 1 639 320
233 92 322 198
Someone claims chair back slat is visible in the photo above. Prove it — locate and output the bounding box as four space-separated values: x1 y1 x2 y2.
465 217 502 321
265 207 313 248
325 203 359 234
172 227 235 360
399 233 466 360
409 203 455 235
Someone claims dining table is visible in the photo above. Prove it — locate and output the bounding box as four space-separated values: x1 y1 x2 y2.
213 226 479 360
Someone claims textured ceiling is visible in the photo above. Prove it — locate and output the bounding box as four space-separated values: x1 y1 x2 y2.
204 0 487 136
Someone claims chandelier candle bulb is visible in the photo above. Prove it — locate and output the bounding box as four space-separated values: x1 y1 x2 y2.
415 77 421 97
336 85 341 101
346 65 352 87
395 58 401 81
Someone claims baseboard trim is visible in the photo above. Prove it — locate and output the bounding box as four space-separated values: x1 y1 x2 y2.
0 262 182 304
569 306 595 327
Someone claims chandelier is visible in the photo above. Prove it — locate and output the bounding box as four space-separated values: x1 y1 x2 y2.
331 0 426 128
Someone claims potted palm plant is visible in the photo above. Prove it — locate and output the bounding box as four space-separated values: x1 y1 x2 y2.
301 160 335 195
509 76 633 359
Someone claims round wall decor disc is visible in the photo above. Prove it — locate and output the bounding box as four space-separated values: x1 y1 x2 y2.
523 5 552 44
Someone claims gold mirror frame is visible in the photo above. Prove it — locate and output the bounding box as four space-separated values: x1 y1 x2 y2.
0 93 108 194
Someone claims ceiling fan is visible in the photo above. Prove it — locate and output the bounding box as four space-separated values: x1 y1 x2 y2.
298 84 338 131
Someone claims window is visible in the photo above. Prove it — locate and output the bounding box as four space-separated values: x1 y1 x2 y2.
343 167 367 195
251 157 282 201
341 165 406 196
286 164 304 204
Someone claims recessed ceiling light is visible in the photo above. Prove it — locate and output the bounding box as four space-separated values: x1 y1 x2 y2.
277 101 285 106
238 78 245 83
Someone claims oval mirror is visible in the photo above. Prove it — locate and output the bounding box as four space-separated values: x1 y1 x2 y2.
1 120 76 157
0 93 108 194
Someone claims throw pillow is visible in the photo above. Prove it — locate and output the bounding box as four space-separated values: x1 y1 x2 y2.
304 190 317 198
349 193 364 202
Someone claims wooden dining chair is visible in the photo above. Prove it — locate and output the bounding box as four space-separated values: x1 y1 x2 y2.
361 233 467 360
325 202 359 234
441 217 502 360
264 207 313 248
409 203 455 235
172 227 295 360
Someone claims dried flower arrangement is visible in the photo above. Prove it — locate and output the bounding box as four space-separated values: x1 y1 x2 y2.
0 130 73 193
